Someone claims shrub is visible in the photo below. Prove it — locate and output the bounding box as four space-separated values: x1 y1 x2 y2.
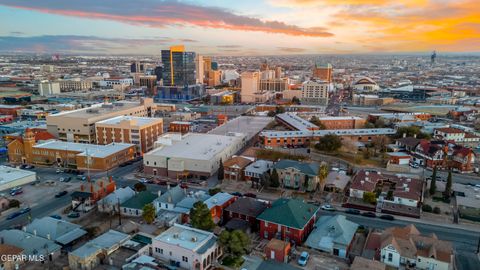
433 207 441 214
8 199 20 208
422 204 433 212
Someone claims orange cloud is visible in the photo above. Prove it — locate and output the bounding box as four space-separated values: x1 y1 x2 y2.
1 0 333 37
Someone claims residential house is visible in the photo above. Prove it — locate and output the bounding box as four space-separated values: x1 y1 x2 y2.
411 140 475 173
224 197 268 231
223 156 253 181
25 217 87 247
172 191 211 224
71 177 116 212
120 191 157 217
244 159 273 186
152 223 222 270
395 137 421 152
154 185 187 212
434 127 480 147
204 192 236 224
305 215 358 258
380 225 454 270
257 198 319 245
274 159 320 192
0 230 61 262
97 187 136 213
324 171 350 192
68 230 130 270
0 244 24 270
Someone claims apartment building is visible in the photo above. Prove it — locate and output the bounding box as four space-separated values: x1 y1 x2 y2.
46 98 155 143
301 80 329 105
96 115 163 155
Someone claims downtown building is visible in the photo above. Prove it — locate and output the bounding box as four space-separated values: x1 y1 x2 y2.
156 45 204 102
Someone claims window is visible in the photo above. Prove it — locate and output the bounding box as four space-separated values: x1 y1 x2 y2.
155 247 163 254
182 256 188 262
388 253 393 262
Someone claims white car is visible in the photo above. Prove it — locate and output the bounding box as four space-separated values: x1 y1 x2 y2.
321 204 336 211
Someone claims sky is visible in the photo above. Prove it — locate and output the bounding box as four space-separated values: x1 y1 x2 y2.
0 0 479 55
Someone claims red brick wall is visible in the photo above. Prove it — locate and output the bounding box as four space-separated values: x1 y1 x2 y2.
259 216 316 245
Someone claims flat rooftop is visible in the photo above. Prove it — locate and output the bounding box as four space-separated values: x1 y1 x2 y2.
260 128 396 138
148 133 244 160
317 116 364 121
276 113 318 131
154 223 213 251
208 116 273 141
96 115 162 126
34 140 134 158
48 100 144 119
71 230 130 259
0 165 36 187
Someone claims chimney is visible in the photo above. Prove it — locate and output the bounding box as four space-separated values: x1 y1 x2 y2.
22 226 27 232
168 196 172 203
33 229 37 236
403 133 406 138
414 134 417 138
80 184 84 192
110 176 113 183
167 183 171 190
47 233 51 240
158 190 162 197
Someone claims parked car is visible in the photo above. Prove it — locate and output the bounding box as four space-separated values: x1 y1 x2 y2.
19 207 31 214
297 251 310 266
77 175 87 181
345 208 360 215
55 191 68 198
30 180 40 186
67 212 80 218
50 215 62 220
244 193 257 198
56 168 63 173
59 177 65 182
231 192 243 197
361 212 377 218
6 212 21 220
380 214 395 221
140 178 148 183
321 204 336 211
64 177 72 182
10 189 23 196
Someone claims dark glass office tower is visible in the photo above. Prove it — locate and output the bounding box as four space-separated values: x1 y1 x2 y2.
161 46 196 86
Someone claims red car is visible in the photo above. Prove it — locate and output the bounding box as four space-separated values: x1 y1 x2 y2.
244 193 257 198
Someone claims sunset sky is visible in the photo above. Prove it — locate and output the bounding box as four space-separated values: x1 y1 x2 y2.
0 0 479 55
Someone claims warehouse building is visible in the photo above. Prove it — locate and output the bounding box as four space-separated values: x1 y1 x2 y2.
144 132 245 179
0 165 36 192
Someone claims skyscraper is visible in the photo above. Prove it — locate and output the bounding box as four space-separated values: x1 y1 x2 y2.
161 45 196 86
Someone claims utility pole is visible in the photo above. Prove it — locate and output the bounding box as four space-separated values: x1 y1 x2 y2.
117 198 122 226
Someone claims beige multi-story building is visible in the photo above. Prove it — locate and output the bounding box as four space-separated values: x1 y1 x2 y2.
46 98 155 143
241 71 274 103
301 80 329 105
96 116 163 155
59 79 93 92
259 77 288 92
38 80 61 96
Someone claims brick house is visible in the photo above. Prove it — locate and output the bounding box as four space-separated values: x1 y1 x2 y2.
257 198 319 245
274 159 320 192
204 192 236 224
223 156 253 181
224 197 268 231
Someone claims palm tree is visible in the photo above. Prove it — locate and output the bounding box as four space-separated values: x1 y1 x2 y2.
318 163 329 191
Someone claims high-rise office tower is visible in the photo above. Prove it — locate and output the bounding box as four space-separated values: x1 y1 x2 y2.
195 55 204 84
312 63 333 83
161 45 196 86
131 61 145 73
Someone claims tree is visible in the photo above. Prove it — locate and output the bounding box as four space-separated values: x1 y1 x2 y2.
374 118 386 128
362 148 371 159
303 175 310 191
444 170 452 199
219 230 251 258
270 169 280 188
429 166 437 196
134 182 146 192
8 199 20 208
267 110 276 117
209 187 222 196
142 203 156 224
372 136 390 154
218 159 224 181
395 126 431 139
315 134 342 152
259 173 270 189
364 122 375 129
318 163 329 191
291 96 300 105
190 201 215 231
275 106 285 114
363 191 377 204
309 116 326 130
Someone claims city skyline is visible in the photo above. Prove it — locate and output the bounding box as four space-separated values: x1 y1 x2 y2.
0 0 479 55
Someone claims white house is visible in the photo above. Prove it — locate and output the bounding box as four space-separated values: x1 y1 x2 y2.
152 224 222 270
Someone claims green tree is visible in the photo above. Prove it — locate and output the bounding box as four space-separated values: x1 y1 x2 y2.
444 170 452 199
315 134 342 152
267 110 276 117
142 203 156 224
275 106 285 114
429 166 437 196
363 191 377 204
134 182 146 192
218 159 224 181
395 126 431 139
310 116 326 130
259 173 270 189
209 187 222 196
291 96 300 105
270 169 280 188
364 122 375 128
190 202 215 231
219 230 251 257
